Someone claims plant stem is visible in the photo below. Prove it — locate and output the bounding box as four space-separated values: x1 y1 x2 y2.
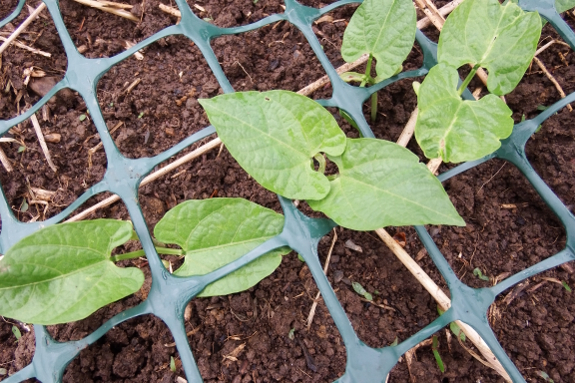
457 64 480 96
314 153 326 174
370 92 378 123
360 54 373 88
111 247 184 262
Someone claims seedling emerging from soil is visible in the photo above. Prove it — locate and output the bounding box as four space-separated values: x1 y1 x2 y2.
414 0 542 162
169 356 176 372
537 370 555 383
437 307 465 342
340 0 416 122
11 325 21 343
352 281 373 301
473 267 490 282
431 335 445 373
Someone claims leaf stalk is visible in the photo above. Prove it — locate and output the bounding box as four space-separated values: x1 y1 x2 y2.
457 64 480 96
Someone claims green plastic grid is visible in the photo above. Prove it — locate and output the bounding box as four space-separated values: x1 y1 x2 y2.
0 0 573 382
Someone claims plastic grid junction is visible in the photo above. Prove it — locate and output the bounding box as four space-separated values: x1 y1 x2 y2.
1 0 574 382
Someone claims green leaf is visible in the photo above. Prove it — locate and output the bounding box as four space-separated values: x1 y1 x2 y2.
473 268 490 281
556 0 575 13
170 356 176 372
450 322 466 342
20 198 28 213
352 281 367 296
341 0 416 82
309 138 464 230
0 220 144 325
438 0 541 95
415 63 513 163
79 114 86 121
199 91 346 200
11 325 21 340
340 72 367 83
154 199 290 297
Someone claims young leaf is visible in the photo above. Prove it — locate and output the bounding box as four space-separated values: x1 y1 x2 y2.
352 281 367 296
170 356 176 372
341 0 416 82
11 325 21 341
0 220 144 325
415 63 513 163
199 91 346 200
154 199 290 297
473 268 490 281
308 138 464 230
438 0 541 95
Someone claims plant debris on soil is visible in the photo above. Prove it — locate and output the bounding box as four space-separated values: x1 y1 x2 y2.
1 1 575 382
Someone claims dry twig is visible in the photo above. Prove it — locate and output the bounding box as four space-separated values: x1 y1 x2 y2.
532 56 573 112
0 36 50 57
30 113 57 172
71 0 139 22
0 147 13 172
0 2 47 56
306 229 337 330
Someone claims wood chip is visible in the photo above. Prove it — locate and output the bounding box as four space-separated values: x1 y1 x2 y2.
502 281 529 306
314 15 333 24
344 239 363 253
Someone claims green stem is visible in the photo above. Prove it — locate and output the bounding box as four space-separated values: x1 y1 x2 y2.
360 54 373 88
457 64 480 96
370 92 378 123
314 153 326 174
111 247 184 262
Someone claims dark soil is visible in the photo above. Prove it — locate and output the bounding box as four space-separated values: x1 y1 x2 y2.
1 1 575 383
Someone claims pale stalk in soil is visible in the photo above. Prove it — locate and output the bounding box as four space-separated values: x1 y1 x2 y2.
0 2 47 55
30 113 57 172
0 36 51 57
71 0 139 22
306 229 337 330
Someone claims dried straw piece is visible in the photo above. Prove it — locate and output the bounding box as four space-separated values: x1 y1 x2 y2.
0 2 47 56
71 0 139 22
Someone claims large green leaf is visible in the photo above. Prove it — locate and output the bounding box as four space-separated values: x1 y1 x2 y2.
308 138 464 230
0 220 143 325
154 199 289 297
438 0 541 95
341 0 416 82
199 91 346 200
415 64 513 163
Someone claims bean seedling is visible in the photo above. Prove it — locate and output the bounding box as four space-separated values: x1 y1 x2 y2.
473 268 490 282
339 0 416 123
352 281 373 301
414 0 541 163
0 199 290 324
